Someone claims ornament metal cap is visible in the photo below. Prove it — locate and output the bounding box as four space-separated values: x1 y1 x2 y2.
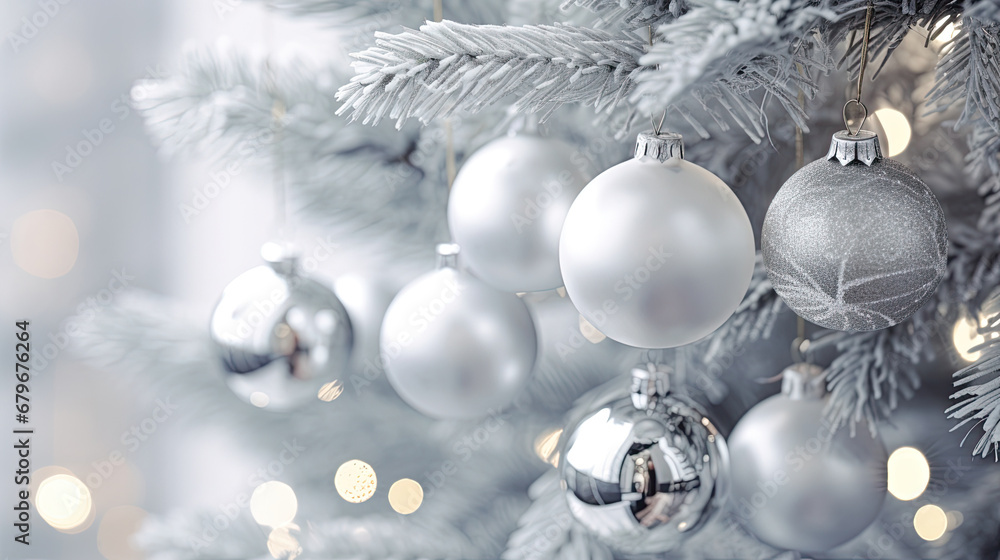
780 362 826 400
826 130 882 166
261 241 298 275
436 242 461 269
630 363 671 411
635 131 684 162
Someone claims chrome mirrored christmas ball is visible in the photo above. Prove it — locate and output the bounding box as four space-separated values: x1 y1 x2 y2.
560 365 729 555
210 243 354 411
559 131 756 349
380 243 537 419
448 134 593 292
762 131 947 331
728 363 887 552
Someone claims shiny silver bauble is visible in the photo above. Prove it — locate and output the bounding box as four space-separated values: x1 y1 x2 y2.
380 243 537 419
560 365 729 555
559 132 755 349
728 363 888 552
762 131 947 331
210 243 354 410
448 134 593 292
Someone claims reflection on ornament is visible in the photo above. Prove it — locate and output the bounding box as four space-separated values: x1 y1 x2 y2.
35 473 92 531
336 460 377 503
251 481 298 527
873 108 911 157
534 427 563 467
952 310 998 362
268 524 303 560
914 504 948 541
762 131 947 331
887 446 930 501
560 365 728 555
388 479 424 514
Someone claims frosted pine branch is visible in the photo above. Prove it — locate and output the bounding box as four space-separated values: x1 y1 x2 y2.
565 0 689 29
928 18 1000 130
809 320 925 437
262 0 502 27
949 322 1000 460
633 0 835 142
335 21 645 127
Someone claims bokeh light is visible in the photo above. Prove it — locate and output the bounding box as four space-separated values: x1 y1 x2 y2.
952 310 998 362
267 524 302 560
335 460 377 503
318 380 344 402
10 209 80 278
35 473 92 531
579 314 606 344
250 391 270 408
97 506 147 560
873 108 911 157
387 478 424 514
914 504 948 541
250 481 298 527
534 428 563 467
887 447 930 501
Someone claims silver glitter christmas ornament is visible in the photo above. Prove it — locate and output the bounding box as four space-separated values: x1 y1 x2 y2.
380 243 538 419
728 363 887 553
210 242 354 410
762 131 947 331
559 131 756 349
560 364 729 555
448 134 593 293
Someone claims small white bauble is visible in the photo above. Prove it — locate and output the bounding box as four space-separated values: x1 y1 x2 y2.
448 134 593 292
210 243 354 410
559 132 756 348
728 363 888 552
380 243 538 419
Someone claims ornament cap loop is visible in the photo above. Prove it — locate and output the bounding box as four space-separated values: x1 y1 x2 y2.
261 241 298 275
827 130 882 166
436 242 461 269
781 362 826 400
635 131 684 162
630 363 671 411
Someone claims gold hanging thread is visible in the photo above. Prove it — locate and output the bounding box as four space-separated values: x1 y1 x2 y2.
843 2 874 136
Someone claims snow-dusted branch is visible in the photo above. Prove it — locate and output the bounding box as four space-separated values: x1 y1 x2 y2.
335 20 645 127
565 0 689 29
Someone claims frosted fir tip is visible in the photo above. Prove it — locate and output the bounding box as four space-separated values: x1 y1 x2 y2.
635 131 684 162
826 130 882 166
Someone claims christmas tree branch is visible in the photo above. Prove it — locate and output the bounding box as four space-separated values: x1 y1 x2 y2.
565 0 689 29
335 20 646 127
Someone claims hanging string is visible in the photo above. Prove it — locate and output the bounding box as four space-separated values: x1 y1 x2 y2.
647 25 666 135
843 2 874 136
262 11 289 241
435 0 457 189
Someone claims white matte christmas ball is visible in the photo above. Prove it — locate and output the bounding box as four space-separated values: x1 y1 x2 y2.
559 132 755 349
448 134 592 292
380 244 538 419
728 363 887 552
